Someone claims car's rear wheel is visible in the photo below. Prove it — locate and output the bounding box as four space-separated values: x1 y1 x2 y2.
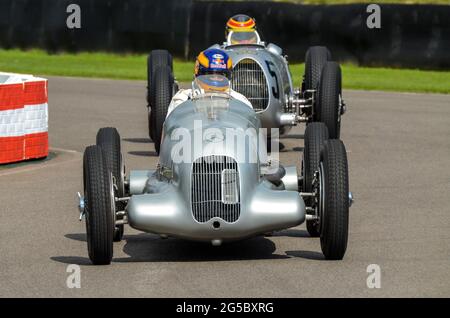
319 140 349 260
150 65 173 154
96 127 124 242
83 145 115 265
316 61 342 139
302 122 329 237
147 50 173 105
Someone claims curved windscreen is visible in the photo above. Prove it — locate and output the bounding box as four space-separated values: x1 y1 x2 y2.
227 30 260 45
192 74 231 98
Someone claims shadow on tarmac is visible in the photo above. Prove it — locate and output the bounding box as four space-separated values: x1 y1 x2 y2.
122 137 152 144
128 151 158 157
52 229 323 264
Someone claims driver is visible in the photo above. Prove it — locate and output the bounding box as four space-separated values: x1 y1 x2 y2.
166 48 252 116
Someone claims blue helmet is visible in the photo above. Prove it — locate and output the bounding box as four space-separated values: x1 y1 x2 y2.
194 48 233 79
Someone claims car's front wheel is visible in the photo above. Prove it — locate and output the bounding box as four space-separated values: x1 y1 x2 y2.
96 127 124 242
318 140 349 260
302 122 329 237
83 145 115 265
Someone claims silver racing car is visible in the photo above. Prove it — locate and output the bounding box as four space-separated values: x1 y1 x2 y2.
146 31 346 145
78 74 352 265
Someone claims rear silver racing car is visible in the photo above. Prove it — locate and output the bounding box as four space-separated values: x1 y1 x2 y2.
146 29 346 145
78 74 352 265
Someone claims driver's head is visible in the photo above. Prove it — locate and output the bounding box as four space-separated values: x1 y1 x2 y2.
194 49 232 79
225 14 256 38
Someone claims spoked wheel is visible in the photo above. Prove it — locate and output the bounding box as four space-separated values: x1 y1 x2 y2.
83 145 115 265
316 140 349 260
302 122 329 237
96 127 125 242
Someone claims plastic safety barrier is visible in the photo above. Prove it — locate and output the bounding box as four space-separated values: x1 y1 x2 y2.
0 73 48 164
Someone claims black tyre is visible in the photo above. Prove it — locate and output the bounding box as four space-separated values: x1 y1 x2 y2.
96 128 124 196
150 65 173 154
147 50 173 104
96 127 124 242
304 46 331 92
319 140 349 260
83 145 114 265
316 61 342 139
302 122 329 237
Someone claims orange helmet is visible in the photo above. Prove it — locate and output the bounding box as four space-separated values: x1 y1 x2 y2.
225 14 256 38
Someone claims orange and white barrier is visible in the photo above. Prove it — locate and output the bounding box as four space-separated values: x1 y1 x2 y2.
0 72 48 164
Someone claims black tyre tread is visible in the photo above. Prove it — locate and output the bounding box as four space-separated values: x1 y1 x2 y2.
320 140 349 260
303 122 329 237
317 61 342 139
96 128 124 242
96 128 122 191
147 50 173 104
305 46 331 91
150 65 173 154
83 145 113 265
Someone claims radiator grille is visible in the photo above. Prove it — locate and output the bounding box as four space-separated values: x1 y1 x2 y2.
231 58 269 112
191 155 240 223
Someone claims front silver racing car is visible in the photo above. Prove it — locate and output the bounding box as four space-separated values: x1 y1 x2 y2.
126 95 305 244
79 73 351 266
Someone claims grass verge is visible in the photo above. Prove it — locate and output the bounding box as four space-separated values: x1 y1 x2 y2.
0 49 448 94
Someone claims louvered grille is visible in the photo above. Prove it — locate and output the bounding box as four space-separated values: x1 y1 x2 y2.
231 58 269 112
191 155 240 223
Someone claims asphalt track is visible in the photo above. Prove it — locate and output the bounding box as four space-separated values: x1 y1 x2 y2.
0 76 449 297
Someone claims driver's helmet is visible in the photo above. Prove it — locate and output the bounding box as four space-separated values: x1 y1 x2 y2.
225 14 256 38
225 14 259 45
194 48 232 79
